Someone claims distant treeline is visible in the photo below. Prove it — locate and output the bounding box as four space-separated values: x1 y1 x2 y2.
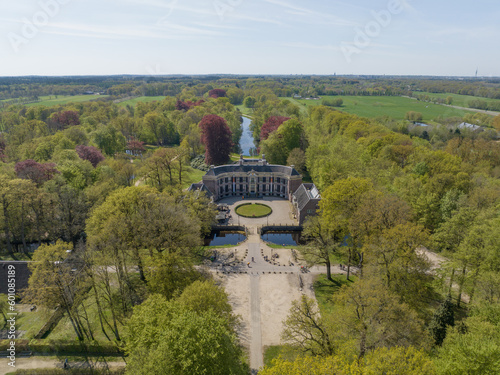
1 75 500 105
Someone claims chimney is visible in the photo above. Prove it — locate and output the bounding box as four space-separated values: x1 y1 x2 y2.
239 154 244 166
262 154 267 166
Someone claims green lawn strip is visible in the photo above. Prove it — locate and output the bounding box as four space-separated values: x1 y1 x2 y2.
25 95 108 107
0 253 32 261
235 203 272 218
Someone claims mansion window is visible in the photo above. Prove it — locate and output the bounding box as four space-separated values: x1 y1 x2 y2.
225 177 228 183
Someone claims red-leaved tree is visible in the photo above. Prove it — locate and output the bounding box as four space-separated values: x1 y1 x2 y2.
260 116 291 141
75 145 105 167
126 138 146 156
175 99 205 111
208 89 227 99
51 110 80 127
15 160 59 186
199 115 233 166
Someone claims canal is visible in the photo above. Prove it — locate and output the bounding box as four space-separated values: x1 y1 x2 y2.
239 116 257 157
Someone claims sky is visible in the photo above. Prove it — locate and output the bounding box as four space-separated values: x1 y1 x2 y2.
0 0 499 76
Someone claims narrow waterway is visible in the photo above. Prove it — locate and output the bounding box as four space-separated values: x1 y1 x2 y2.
240 116 257 156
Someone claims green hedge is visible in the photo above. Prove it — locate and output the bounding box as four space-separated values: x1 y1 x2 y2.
0 339 123 355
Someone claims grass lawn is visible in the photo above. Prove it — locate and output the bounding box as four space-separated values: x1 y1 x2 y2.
25 95 108 107
263 345 302 367
182 167 206 189
313 274 355 316
415 91 500 109
280 95 475 121
0 295 54 339
235 203 272 218
235 105 254 117
0 253 32 261
48 282 131 342
116 96 166 107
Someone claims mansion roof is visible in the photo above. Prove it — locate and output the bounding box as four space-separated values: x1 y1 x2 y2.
205 164 300 177
293 183 321 211
204 156 300 178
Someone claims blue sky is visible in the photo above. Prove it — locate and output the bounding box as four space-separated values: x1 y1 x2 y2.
1 0 499 76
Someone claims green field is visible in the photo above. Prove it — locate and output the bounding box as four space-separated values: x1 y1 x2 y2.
235 203 272 218
416 91 500 109
116 96 166 107
182 167 206 189
280 95 475 121
25 95 108 107
235 105 254 117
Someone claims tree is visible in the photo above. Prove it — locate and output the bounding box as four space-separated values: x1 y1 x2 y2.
243 96 256 108
321 98 343 107
226 88 244 105
260 132 288 165
259 347 435 375
281 295 335 356
15 159 59 186
24 241 90 341
145 253 203 300
332 276 431 358
260 116 291 141
75 145 105 168
199 114 233 165
301 216 338 280
429 296 455 346
87 187 201 287
446 96 453 105
364 223 432 311
92 124 126 156
320 177 374 279
435 316 500 374
277 119 303 152
176 280 237 329
492 115 500 131
51 110 80 128
287 148 306 174
143 112 179 146
126 138 146 156
125 294 247 375
406 111 423 123
362 346 436 375
208 89 227 98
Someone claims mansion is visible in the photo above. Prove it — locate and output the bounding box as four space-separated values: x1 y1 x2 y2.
189 156 321 224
